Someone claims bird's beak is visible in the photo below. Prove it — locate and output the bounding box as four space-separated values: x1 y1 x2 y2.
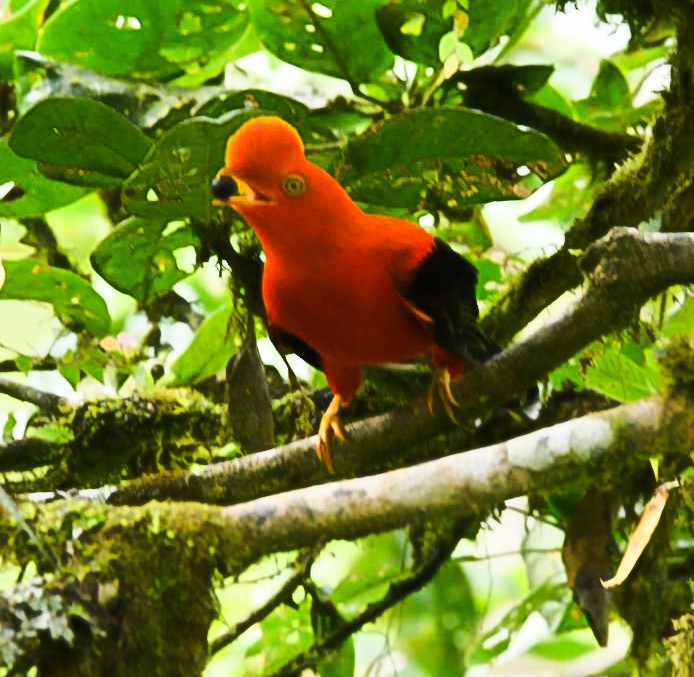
212 171 274 208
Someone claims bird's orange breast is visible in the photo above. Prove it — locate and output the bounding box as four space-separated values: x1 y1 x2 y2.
263 237 433 366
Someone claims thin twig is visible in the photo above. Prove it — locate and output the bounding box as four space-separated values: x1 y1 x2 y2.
0 376 69 413
209 548 318 655
268 537 458 677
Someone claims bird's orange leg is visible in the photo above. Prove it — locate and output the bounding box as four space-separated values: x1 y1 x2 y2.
427 352 464 423
426 367 460 423
317 395 348 473
316 363 361 473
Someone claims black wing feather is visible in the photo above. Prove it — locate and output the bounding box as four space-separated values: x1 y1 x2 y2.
404 238 499 364
269 325 323 371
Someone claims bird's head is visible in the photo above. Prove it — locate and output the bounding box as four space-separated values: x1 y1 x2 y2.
212 116 359 227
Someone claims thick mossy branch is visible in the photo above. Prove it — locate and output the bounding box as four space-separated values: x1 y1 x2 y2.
2 393 689 674
109 229 694 507
1 390 227 491
0 501 224 677
482 27 694 346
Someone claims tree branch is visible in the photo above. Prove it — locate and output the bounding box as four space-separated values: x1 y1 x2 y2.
270 536 458 677
209 548 317 656
0 376 68 413
482 30 694 345
108 229 694 508
47 395 685 580
453 67 641 165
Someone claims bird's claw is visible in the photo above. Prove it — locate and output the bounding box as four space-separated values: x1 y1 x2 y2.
316 395 348 473
426 367 460 423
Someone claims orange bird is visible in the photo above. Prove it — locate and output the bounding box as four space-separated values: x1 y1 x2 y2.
212 116 498 472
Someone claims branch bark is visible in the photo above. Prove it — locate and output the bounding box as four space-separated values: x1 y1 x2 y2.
0 376 68 413
108 229 694 507
481 29 694 345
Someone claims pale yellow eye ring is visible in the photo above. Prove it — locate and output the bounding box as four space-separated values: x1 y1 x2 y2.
282 174 306 196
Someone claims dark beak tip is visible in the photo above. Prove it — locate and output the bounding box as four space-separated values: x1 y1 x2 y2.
211 175 239 199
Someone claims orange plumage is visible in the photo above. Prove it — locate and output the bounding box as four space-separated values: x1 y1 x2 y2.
213 116 494 471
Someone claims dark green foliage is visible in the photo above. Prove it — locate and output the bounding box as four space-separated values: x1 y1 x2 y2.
0 0 691 675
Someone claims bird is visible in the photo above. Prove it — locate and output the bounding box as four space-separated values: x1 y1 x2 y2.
212 116 499 472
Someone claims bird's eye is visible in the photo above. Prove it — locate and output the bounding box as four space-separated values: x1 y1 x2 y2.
282 174 306 197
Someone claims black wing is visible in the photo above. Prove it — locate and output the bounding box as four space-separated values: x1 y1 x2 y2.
403 238 499 364
269 325 323 371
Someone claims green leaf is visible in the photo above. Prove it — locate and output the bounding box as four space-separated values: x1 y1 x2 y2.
575 60 634 132
247 0 393 83
9 98 153 187
122 111 266 221
340 107 566 210
58 361 81 389
245 599 314 673
663 296 694 338
332 533 406 605
398 562 477 675
0 0 50 78
468 581 566 665
194 89 309 120
310 591 355 677
584 344 660 402
549 358 584 391
527 83 575 119
170 302 237 385
531 630 600 661
0 259 110 336
376 0 451 66
520 164 596 229
37 0 249 82
14 50 198 133
0 139 88 218
91 217 199 302
591 60 630 110
14 355 33 375
466 0 532 56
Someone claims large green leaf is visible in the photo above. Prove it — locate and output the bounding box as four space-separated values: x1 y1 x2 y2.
340 107 566 209
195 89 309 121
245 600 314 673
37 0 248 82
0 139 88 218
247 0 392 83
122 111 264 221
9 98 153 187
0 259 110 335
575 60 637 132
13 52 306 136
466 0 533 57
91 217 200 302
376 0 450 66
663 296 694 338
468 581 567 665
170 302 237 385
0 0 50 78
584 345 660 402
398 561 477 675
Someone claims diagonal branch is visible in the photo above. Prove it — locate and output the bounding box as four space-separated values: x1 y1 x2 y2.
269 535 459 677
481 28 694 345
107 229 694 508
0 376 69 413
209 548 317 656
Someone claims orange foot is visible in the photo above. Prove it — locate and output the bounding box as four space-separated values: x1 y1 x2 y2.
317 395 348 473
425 367 460 423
